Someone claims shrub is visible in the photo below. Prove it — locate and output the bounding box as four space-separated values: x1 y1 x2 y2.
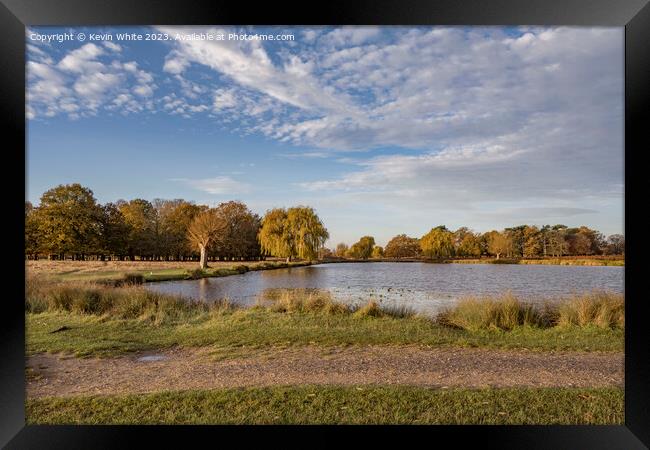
186 268 207 280
233 265 249 274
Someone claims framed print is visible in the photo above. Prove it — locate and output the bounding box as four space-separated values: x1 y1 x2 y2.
2 0 649 448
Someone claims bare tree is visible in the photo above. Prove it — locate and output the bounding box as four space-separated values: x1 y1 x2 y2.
187 209 224 269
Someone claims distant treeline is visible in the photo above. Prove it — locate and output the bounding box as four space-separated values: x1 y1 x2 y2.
26 184 262 262
25 183 329 268
25 183 623 263
332 226 624 261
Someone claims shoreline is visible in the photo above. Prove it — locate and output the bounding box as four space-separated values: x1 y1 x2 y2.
26 256 624 287
320 257 624 267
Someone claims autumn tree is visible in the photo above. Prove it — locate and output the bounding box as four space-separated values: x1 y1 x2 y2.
259 208 291 261
566 226 604 255
210 201 261 260
486 230 512 259
318 247 334 259
522 226 542 258
504 226 527 257
118 199 158 260
545 227 568 257
25 201 41 259
454 228 481 257
35 184 103 259
567 232 591 255
605 234 625 255
99 203 130 259
371 245 384 258
384 234 420 258
286 207 329 261
420 226 454 259
187 209 225 269
259 206 328 262
335 243 349 257
156 200 205 260
347 236 375 259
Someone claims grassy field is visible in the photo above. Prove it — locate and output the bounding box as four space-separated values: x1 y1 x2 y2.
27 310 624 357
26 287 624 356
26 386 623 425
25 281 624 425
26 259 310 283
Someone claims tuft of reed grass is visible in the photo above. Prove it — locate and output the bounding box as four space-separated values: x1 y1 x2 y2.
25 277 233 325
556 292 624 329
257 289 352 315
436 293 538 331
26 278 623 331
353 300 384 318
258 289 416 319
438 291 623 331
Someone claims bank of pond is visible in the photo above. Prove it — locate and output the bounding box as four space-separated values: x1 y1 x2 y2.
140 262 623 316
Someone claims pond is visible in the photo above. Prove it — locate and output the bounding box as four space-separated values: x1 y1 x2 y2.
144 262 624 315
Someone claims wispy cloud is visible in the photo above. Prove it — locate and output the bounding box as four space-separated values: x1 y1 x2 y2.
171 176 252 195
26 26 624 241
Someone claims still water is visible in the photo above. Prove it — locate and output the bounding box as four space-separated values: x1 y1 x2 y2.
144 262 624 315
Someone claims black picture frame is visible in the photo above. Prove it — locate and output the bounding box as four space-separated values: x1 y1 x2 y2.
2 0 648 448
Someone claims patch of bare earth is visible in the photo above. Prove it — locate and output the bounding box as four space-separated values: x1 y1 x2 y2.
26 346 624 398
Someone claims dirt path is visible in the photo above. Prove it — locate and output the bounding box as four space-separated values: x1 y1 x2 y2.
26 346 624 398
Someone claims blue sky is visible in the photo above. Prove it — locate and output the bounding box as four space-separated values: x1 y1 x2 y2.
26 26 624 246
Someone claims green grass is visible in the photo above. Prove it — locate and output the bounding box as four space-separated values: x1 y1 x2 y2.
26 386 624 425
25 282 624 356
47 261 312 283
26 308 623 357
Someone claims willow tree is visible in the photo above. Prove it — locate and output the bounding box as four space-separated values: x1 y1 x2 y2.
347 236 375 259
286 206 329 261
259 206 328 262
420 226 454 259
187 209 224 269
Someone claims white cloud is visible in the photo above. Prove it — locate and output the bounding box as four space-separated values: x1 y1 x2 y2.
103 42 122 52
163 50 190 75
156 26 360 116
27 42 156 118
58 43 104 73
172 176 251 195
26 26 623 234
133 84 154 97
212 88 237 110
321 26 382 47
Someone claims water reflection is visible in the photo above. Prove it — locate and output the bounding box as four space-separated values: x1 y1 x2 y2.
145 262 624 316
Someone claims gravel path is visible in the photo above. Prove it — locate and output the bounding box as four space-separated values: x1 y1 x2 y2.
26 346 624 398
